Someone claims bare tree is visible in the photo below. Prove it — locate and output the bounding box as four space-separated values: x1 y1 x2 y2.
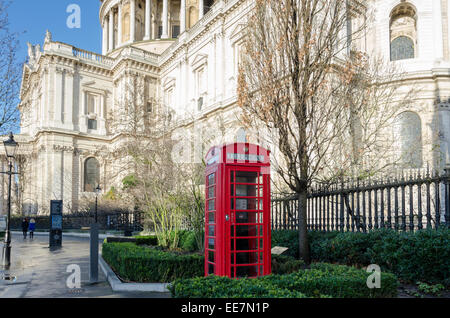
238 0 416 263
0 0 21 134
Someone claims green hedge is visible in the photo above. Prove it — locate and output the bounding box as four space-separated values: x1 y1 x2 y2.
170 263 398 298
169 275 309 298
102 243 204 283
135 231 200 251
272 228 450 284
135 235 158 246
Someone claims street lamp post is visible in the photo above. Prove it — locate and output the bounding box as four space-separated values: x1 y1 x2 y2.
1 133 19 270
95 185 101 224
90 185 101 284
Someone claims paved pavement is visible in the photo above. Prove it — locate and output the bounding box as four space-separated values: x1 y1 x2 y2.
0 233 170 298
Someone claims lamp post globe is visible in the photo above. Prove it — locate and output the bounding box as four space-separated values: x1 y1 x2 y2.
3 132 18 158
2 132 19 270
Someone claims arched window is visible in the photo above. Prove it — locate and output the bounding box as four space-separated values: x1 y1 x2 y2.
390 3 417 61
84 158 100 192
390 36 414 61
393 111 423 168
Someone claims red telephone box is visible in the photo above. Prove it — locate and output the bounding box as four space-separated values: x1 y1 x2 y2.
204 143 271 278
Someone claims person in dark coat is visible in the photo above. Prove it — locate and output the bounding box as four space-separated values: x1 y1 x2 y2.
21 218 29 239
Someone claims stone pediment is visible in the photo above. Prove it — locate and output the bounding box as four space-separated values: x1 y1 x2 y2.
190 53 208 70
229 23 246 43
163 76 176 89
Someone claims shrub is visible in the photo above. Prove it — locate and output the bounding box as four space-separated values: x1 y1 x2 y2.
169 275 308 298
170 263 398 298
271 230 299 258
274 228 450 284
102 243 204 283
179 230 199 252
271 255 305 275
135 235 158 246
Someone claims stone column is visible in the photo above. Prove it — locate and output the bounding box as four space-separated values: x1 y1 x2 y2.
199 0 204 19
161 0 169 39
130 0 136 42
102 20 108 55
99 94 107 135
118 4 122 46
42 68 49 127
64 70 74 130
62 148 73 213
54 68 64 127
180 0 186 33
80 90 88 133
109 10 114 51
52 148 63 201
144 0 152 40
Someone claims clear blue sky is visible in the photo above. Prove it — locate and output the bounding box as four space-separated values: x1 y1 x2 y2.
9 0 102 64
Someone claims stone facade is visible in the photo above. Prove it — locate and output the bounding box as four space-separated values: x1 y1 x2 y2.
6 0 450 215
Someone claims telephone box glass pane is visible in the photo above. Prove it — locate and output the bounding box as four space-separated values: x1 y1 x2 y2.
236 212 257 224
208 174 215 186
208 187 215 198
258 212 264 223
209 251 215 263
236 225 257 237
235 199 258 210
237 266 258 278
208 238 215 249
208 225 215 236
236 171 257 183
208 212 215 224
236 252 258 264
236 184 258 197
236 238 258 251
208 263 215 275
208 199 215 211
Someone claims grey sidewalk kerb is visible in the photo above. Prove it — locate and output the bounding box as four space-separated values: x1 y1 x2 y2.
11 231 115 240
99 255 170 293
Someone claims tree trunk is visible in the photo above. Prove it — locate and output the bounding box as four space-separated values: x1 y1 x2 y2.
298 190 310 264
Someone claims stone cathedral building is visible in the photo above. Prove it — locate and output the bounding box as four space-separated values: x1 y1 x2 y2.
7 0 450 215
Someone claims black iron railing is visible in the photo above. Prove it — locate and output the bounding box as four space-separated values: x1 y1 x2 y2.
11 210 144 232
272 169 450 232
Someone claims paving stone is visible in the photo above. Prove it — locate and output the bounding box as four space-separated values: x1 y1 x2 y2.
0 233 170 298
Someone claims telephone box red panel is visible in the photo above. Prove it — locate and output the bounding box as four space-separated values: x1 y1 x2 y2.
205 143 271 278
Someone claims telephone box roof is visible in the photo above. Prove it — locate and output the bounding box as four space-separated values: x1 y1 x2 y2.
206 143 271 166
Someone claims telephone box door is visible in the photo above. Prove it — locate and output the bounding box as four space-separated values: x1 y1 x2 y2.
226 166 271 278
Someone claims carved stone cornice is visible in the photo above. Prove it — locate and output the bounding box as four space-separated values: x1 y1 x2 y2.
53 145 75 152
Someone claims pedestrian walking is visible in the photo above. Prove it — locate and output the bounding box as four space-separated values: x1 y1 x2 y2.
21 218 29 239
29 218 36 239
